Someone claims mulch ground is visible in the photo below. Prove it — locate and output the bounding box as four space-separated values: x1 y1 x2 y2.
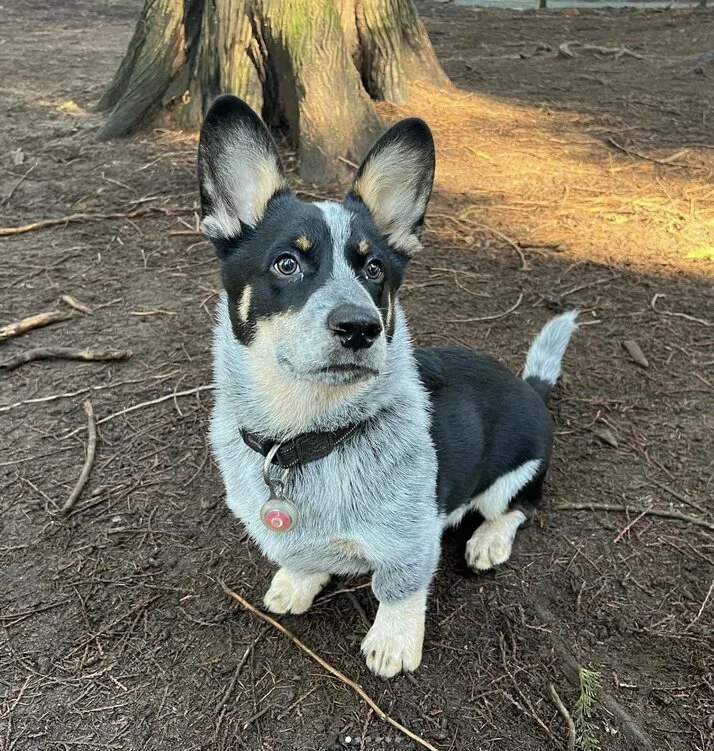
1 1 712 750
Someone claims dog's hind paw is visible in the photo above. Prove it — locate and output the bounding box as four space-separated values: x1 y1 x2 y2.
465 510 526 571
263 568 330 615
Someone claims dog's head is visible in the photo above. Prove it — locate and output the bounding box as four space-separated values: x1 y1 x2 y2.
198 95 435 387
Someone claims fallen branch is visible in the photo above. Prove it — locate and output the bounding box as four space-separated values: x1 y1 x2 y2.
443 292 524 324
220 581 441 751
606 137 690 168
60 401 97 514
0 311 72 343
548 684 576 751
553 503 714 531
0 206 184 237
0 347 132 371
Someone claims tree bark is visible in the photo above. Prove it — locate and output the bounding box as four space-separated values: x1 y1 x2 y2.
97 0 449 183
95 0 187 140
356 0 450 101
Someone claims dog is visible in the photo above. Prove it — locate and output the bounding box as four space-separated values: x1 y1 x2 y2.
198 95 577 678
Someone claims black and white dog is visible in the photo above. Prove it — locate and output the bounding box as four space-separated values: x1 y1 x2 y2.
199 96 577 678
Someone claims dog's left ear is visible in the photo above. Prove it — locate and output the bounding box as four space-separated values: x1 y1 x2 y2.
198 95 289 247
348 118 435 256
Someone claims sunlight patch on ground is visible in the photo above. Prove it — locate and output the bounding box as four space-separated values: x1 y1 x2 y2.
376 83 714 276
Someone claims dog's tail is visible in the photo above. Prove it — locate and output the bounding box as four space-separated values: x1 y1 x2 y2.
523 310 578 403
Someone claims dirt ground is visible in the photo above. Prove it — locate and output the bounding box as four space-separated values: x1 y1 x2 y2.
1 1 713 750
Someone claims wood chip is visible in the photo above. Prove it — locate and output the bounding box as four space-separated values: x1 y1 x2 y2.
622 339 649 368
594 427 618 447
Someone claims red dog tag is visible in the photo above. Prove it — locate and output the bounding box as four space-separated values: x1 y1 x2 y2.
260 496 298 533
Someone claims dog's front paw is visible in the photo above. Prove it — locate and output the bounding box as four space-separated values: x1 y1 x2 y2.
465 511 525 571
361 592 426 678
361 622 423 678
263 568 330 615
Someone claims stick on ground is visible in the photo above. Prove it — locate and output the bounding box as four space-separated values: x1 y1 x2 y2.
0 347 132 371
548 684 576 751
61 401 97 514
0 311 72 343
554 503 714 531
444 292 524 324
0 206 184 237
220 581 442 751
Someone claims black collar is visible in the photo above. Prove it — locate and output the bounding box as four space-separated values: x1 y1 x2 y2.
240 423 362 469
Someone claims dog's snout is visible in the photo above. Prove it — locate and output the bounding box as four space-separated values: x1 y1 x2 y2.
327 304 382 350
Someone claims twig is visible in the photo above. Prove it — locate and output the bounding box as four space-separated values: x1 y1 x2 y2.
605 137 689 168
215 627 269 713
2 158 39 205
613 503 654 542
443 292 523 323
553 503 714 531
648 479 707 515
337 156 359 170
650 295 711 326
61 294 93 315
470 222 530 270
220 581 442 751
0 347 132 371
60 401 97 513
61 384 213 439
582 44 643 60
0 311 72 342
560 277 612 298
0 206 181 237
548 684 576 751
685 578 714 631
498 633 556 741
168 230 203 237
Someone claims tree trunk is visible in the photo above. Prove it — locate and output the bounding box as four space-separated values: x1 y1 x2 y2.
97 0 449 184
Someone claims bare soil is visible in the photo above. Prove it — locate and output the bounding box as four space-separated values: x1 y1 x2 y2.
1 2 712 750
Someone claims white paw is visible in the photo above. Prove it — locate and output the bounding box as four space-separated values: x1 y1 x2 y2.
263 569 330 615
362 622 423 678
360 592 426 678
465 511 525 571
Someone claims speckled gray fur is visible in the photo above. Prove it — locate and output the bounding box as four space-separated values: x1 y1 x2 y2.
210 204 440 603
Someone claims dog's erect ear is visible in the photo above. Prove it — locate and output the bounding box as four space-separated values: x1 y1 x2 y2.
198 95 289 245
348 118 435 256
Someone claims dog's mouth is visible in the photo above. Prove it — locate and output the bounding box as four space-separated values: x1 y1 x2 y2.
317 363 379 382
320 363 377 375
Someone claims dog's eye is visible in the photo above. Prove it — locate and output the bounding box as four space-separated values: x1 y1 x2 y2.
274 254 300 276
364 259 384 281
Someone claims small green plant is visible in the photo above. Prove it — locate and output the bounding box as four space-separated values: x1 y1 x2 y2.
573 667 602 751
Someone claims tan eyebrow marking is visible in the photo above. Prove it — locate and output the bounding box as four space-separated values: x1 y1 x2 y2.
294 235 312 252
357 239 370 256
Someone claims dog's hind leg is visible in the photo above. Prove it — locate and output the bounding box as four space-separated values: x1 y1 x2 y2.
465 461 544 572
263 568 330 615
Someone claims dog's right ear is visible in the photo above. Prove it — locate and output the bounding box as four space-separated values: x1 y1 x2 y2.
198 95 289 250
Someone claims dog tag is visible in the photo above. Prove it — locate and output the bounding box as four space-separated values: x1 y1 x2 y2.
260 444 298 532
260 493 299 533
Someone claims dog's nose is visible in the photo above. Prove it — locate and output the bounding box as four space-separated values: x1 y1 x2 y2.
327 304 383 350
